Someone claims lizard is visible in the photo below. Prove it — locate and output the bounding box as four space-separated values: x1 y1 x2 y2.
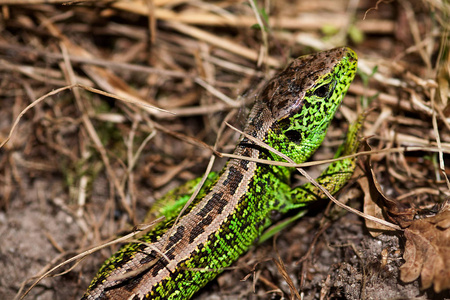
82 46 360 300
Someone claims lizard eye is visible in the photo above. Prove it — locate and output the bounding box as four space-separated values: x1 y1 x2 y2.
313 83 331 98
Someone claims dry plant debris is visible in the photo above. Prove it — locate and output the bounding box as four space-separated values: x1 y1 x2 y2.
400 208 450 293
360 142 450 293
0 0 449 299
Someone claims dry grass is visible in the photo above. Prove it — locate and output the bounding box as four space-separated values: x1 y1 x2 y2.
0 0 448 299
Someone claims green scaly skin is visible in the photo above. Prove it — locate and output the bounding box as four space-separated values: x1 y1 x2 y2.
82 47 359 300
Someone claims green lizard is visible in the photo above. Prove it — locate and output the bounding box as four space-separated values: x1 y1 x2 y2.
82 47 360 300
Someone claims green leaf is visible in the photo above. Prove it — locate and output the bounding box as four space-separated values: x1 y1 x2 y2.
348 24 364 44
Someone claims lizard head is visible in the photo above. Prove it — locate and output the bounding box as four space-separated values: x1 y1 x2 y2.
259 47 358 163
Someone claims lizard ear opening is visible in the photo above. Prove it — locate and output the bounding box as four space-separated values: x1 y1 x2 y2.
284 129 302 144
277 117 303 144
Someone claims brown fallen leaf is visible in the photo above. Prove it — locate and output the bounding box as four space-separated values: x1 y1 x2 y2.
357 165 396 237
359 141 415 236
399 209 450 293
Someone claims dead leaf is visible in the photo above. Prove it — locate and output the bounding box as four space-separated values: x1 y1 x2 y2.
359 141 416 235
367 166 417 228
358 167 396 237
400 209 450 293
